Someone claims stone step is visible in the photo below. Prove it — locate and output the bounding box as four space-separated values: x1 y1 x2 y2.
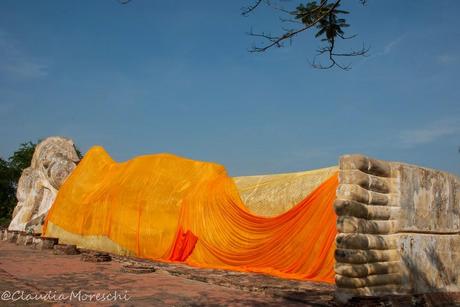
80 251 112 262
53 244 80 255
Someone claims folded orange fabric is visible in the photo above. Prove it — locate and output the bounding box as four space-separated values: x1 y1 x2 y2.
44 146 338 283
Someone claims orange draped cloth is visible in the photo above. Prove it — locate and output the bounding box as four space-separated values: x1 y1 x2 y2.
44 146 338 283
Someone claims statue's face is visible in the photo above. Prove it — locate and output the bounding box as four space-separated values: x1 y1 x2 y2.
48 157 76 189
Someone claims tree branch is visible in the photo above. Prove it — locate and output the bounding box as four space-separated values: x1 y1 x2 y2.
242 0 265 16
247 0 369 70
249 0 339 52
312 41 369 70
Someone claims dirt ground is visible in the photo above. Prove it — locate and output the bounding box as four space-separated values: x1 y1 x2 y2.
0 241 336 306
3 240 459 306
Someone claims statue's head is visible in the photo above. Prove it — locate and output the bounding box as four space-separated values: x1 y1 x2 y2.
9 136 80 233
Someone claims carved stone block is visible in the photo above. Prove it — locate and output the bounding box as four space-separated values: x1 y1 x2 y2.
335 154 460 303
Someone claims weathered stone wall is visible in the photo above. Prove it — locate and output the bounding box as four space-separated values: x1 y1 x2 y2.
335 154 460 302
8 137 80 233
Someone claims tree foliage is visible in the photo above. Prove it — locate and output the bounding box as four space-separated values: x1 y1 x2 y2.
0 141 36 226
8 141 36 184
0 158 16 225
244 0 369 70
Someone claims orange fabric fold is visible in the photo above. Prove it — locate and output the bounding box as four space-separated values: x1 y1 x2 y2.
168 227 199 261
44 146 338 283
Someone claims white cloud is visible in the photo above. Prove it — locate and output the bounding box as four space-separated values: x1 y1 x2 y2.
3 61 48 78
435 54 457 64
399 119 460 147
382 35 404 55
0 29 49 79
360 34 405 64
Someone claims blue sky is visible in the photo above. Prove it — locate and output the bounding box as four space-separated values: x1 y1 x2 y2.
0 0 459 176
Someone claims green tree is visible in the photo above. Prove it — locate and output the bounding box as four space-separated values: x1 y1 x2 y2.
8 141 36 185
0 141 36 227
0 158 16 226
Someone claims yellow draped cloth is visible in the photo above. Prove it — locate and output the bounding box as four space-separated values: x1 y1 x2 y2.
44 146 338 283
